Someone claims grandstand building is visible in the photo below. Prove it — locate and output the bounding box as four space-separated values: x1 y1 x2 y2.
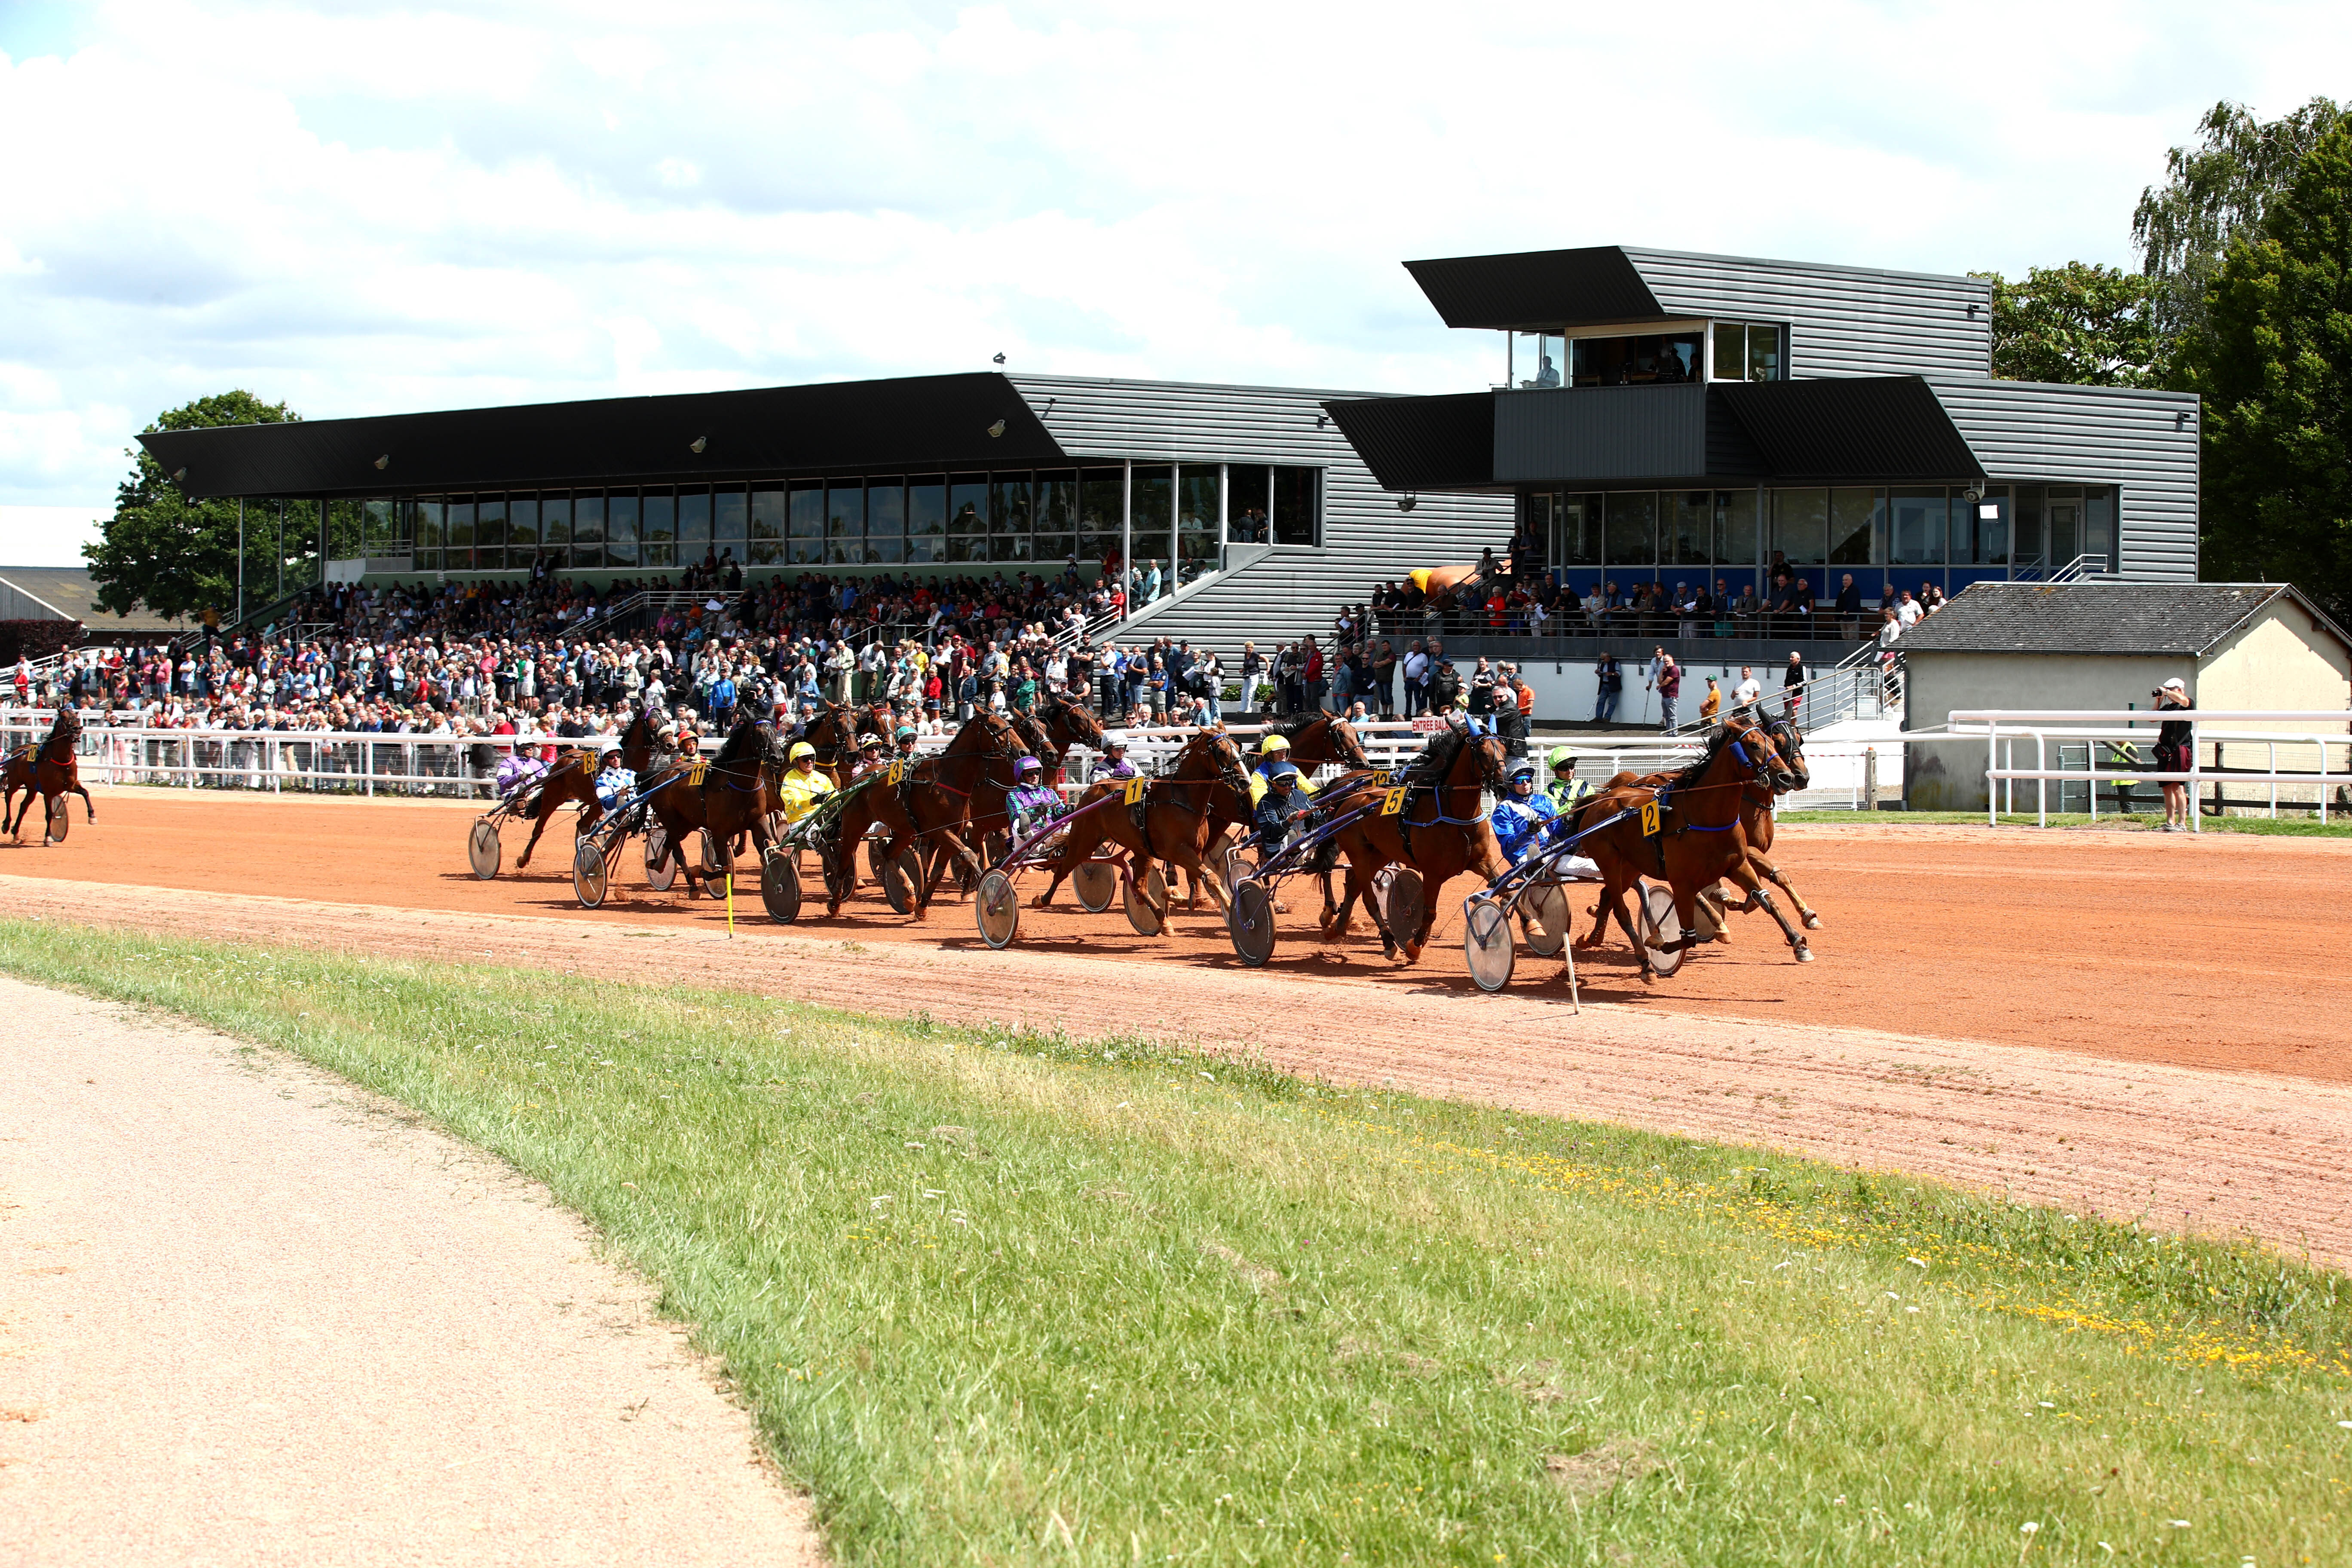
139 242 2199 677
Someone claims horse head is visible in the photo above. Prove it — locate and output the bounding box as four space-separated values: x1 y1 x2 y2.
1720 716 1800 794
1044 691 1107 753
1289 714 1371 771
1765 716 1811 793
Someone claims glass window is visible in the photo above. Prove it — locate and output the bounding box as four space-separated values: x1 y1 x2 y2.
2086 485 2115 573
908 478 945 564
1714 490 1758 568
1034 468 1076 566
1131 464 1174 573
1510 331 1565 389
571 493 605 570
412 499 444 558
673 488 707 563
1829 487 1882 566
1672 490 1711 565
541 493 571 562
2012 485 2043 566
1746 324 1784 382
1224 465 1269 545
1959 487 2009 566
640 490 675 569
865 479 904 564
1177 464 1220 567
1603 491 1656 567
750 486 786 567
2046 486 2083 567
1570 333 1704 388
1559 493 1602 566
1271 466 1318 547
474 496 506 572
1711 323 1746 381
606 491 639 569
1079 468 1125 561
946 474 988 563
1889 488 1947 565
445 498 475 571
990 473 1032 562
713 487 747 566
1768 488 1827 567
785 481 823 566
507 496 539 564
824 481 862 565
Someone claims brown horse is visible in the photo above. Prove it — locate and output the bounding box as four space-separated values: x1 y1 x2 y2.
796 698 890 787
2 709 94 843
1317 727 1513 963
1569 715 1807 980
1026 728 1252 925
639 716 788 900
822 711 1023 919
514 707 662 869
1185 714 1378 907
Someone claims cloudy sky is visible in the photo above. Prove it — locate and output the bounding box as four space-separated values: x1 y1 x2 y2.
2 0 2347 564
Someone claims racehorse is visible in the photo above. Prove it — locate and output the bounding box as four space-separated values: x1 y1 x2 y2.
965 693 1112 869
1183 712 1376 909
1315 727 1513 963
2 708 94 844
1568 714 1807 979
821 711 1023 919
1026 728 1252 926
640 716 788 900
797 698 890 786
514 706 662 870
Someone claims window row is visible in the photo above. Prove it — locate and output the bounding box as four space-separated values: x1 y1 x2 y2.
1522 485 2116 573
393 464 1322 573
1505 323 1787 389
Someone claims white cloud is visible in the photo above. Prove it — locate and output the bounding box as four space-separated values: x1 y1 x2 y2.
0 504 108 568
2 0 2349 514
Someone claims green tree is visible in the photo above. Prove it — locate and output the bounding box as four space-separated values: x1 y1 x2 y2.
2133 96 2347 369
2181 120 2352 616
85 391 299 622
1980 262 2156 386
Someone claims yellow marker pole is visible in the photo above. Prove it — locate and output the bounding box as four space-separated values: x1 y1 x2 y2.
725 855 736 937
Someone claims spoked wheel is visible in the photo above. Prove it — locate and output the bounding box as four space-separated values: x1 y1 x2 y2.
467 817 502 881
573 836 610 908
698 830 723 878
867 835 890 880
1638 884 1687 977
1072 859 1117 913
761 850 801 922
1228 879 1277 967
975 868 1021 949
1122 864 1167 937
44 798 67 845
643 822 676 891
1521 879 1568 958
1382 867 1426 943
1464 896 1516 992
882 847 923 915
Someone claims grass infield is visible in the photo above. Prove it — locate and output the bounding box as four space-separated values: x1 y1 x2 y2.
3 917 2348 1565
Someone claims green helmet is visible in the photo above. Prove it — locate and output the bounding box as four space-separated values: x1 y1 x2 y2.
1547 744 1577 774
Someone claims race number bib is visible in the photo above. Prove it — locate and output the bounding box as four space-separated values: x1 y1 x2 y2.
1640 800 1661 837
686 759 709 787
1122 778 1147 806
1381 785 1408 817
886 760 906 787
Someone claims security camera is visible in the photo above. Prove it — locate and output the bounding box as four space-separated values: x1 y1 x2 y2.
1962 486 1983 503
1397 493 1418 513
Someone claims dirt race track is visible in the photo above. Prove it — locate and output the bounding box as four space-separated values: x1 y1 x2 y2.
6 787 2351 1264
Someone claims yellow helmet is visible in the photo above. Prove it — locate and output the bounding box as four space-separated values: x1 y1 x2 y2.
788 741 816 762
1258 734 1290 755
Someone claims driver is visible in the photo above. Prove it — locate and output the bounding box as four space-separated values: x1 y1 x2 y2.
1004 754 1063 842
1544 744 1591 814
594 749 637 813
1250 732 1317 806
778 740 836 828
850 731 888 780
1094 735 1137 781
893 725 919 762
1251 761 1314 852
1489 757 1558 864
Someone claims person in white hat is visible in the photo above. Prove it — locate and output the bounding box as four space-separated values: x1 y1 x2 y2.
2153 677 2193 831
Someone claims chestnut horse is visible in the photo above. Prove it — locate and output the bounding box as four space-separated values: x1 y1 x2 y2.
1568 714 1807 980
2 708 94 842
1317 727 1513 963
822 711 1023 919
1184 713 1377 908
639 716 788 900
515 706 661 870
1026 728 1252 926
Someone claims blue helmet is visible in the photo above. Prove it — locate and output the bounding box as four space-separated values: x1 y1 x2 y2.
1265 761 1302 786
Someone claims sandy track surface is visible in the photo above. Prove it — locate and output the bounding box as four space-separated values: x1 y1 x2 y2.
6 872 2348 1269
0 975 822 1568
8 788 2352 1081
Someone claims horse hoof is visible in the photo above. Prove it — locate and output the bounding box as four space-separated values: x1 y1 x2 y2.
1400 942 1424 965
1793 946 1815 963
1802 913 1822 930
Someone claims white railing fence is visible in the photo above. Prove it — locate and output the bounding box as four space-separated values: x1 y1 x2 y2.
1948 708 2352 830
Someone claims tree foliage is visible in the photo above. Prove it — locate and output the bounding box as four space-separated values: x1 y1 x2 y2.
2134 96 2348 367
2180 120 2352 618
84 391 300 622
1981 262 2156 386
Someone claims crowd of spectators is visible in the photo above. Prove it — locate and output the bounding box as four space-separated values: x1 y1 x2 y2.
1366 558 1952 642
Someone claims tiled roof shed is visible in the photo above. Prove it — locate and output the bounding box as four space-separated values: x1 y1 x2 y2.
1895 582 2352 658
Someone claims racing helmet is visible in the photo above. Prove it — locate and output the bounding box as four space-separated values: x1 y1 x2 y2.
856 732 883 750
788 741 816 762
1014 754 1041 776
895 726 917 742
1508 759 1539 784
1259 733 1290 755
1265 761 1302 786
1547 744 1577 774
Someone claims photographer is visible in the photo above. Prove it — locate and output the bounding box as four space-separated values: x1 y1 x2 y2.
2153 677 2194 832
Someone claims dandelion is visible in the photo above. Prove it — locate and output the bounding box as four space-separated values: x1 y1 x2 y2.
2020 1521 2039 1534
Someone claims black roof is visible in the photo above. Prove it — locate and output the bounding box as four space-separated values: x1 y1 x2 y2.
1402 247 1665 331
1715 377 1982 484
138 373 1069 500
1317 392 1498 492
1897 581 2352 656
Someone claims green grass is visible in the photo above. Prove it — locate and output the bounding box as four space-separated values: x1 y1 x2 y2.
1782 809 2352 837
4 917 2349 1566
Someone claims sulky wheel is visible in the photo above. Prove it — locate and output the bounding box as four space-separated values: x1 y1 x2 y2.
1227 879 1277 968
44 797 67 845
760 850 801 923
643 821 676 891
467 817 502 881
1071 860 1117 914
1639 884 1687 978
1121 864 1167 937
867 834 890 880
698 830 723 878
1382 867 1425 943
1522 880 1568 958
1463 896 1516 992
572 836 610 909
882 847 923 915
974 868 1021 949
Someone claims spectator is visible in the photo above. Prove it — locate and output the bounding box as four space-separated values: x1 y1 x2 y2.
1593 652 1622 724
1732 664 1762 717
2153 676 2195 831
1835 573 1862 638
1402 639 1430 718
1370 639 1397 717
1781 651 1805 721
1657 655 1681 735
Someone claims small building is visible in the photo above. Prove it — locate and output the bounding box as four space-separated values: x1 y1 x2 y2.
1896 581 2352 811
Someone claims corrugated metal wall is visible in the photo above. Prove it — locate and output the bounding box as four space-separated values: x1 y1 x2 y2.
1011 374 1514 661
1625 248 1994 381
1493 385 1710 483
1928 377 2200 582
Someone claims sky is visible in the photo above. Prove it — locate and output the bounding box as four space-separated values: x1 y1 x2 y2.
2 0 2348 566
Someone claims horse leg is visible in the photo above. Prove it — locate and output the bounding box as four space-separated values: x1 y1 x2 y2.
1350 855 1406 961
74 781 94 822
1724 860 1813 962
1755 851 1821 929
